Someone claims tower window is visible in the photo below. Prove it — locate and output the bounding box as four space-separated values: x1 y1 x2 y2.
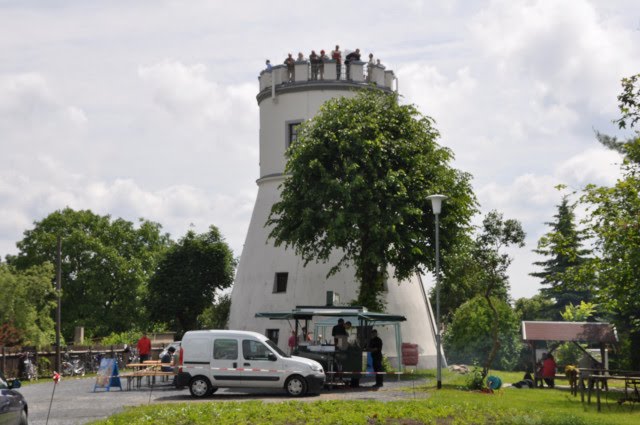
273 272 288 293
266 329 279 344
286 120 302 148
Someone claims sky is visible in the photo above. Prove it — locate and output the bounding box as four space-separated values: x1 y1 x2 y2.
1 0 639 300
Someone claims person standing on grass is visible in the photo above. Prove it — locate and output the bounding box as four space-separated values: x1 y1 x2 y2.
137 332 151 362
542 353 557 388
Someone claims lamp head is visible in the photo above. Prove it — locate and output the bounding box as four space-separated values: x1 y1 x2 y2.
426 194 447 215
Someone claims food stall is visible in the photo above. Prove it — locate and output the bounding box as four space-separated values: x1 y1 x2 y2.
256 306 406 387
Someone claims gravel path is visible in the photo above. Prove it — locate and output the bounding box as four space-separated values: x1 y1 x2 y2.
19 375 430 424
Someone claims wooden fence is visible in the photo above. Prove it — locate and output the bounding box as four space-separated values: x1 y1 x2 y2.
0 344 171 379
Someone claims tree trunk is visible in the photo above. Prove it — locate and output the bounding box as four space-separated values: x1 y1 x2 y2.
356 259 385 311
482 293 501 379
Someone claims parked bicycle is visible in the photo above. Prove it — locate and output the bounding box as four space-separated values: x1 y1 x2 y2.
88 352 106 373
61 352 86 377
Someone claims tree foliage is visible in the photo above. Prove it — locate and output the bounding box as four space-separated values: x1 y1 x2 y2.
147 227 235 337
530 194 592 317
8 208 170 339
267 89 477 311
0 262 56 346
615 73 640 130
197 293 232 330
576 73 640 368
472 211 525 376
560 301 598 322
444 295 522 371
513 294 556 322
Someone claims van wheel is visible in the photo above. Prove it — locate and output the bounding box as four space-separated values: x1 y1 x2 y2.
19 409 28 425
285 375 307 397
189 376 213 398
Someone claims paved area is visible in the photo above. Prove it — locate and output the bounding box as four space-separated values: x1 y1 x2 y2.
19 375 429 424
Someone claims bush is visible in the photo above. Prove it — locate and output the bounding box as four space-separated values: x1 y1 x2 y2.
465 365 486 390
37 356 51 376
444 296 522 371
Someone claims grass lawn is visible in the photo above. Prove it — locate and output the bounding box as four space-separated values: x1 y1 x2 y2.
89 369 640 425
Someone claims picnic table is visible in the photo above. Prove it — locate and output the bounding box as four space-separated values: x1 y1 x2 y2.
121 362 175 390
580 371 640 412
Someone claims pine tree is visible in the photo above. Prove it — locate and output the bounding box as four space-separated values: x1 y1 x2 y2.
531 195 592 318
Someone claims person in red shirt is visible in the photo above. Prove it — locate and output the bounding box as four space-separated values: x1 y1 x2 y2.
542 353 557 388
288 331 296 355
137 332 152 362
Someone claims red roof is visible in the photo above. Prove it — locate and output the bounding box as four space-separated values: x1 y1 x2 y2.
522 321 618 343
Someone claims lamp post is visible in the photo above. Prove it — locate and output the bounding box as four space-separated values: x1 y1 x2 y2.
427 194 446 389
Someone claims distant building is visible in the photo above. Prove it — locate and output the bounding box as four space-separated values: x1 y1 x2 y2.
229 53 440 368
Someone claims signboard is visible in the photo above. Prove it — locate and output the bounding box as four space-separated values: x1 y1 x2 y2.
93 358 122 392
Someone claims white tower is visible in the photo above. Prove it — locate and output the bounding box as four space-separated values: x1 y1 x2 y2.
229 56 439 368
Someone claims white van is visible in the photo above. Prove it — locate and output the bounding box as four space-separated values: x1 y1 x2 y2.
176 330 325 397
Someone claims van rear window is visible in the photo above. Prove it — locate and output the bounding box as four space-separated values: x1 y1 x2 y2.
214 339 238 360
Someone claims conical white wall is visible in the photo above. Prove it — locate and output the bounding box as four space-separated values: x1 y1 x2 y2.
229 61 439 368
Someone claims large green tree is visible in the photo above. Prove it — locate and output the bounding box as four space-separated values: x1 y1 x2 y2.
146 226 235 337
577 73 640 368
0 262 56 346
530 194 592 317
8 208 170 339
580 138 640 368
267 90 477 311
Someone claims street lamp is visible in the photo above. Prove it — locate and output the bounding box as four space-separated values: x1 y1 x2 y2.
426 194 446 389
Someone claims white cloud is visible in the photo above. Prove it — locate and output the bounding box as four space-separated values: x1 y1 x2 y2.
1 0 639 301
138 60 255 129
0 73 87 139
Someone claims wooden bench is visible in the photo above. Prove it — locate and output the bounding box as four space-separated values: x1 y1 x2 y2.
120 370 175 390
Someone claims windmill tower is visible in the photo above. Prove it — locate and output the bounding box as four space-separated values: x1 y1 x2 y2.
229 54 440 368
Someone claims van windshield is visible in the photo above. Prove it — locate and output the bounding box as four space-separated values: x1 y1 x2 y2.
266 339 289 358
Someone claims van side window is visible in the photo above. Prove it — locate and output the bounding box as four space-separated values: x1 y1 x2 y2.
213 339 238 360
242 340 272 361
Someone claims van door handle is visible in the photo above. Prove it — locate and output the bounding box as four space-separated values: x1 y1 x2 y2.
244 363 251 366
233 362 237 368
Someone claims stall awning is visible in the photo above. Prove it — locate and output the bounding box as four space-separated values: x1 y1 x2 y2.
256 306 406 323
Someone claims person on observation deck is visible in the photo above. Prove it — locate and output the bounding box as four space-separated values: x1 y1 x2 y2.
284 53 295 82
332 45 342 79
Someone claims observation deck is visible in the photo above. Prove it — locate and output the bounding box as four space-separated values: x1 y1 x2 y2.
257 59 396 104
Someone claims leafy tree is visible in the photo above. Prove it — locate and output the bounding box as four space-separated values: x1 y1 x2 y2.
8 208 170 339
147 227 235 337
198 293 232 329
444 295 522 371
577 73 640 368
267 90 477 311
471 211 525 376
0 262 56 346
530 194 592 317
560 301 598 322
513 294 556 322
554 301 597 367
435 234 485 321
